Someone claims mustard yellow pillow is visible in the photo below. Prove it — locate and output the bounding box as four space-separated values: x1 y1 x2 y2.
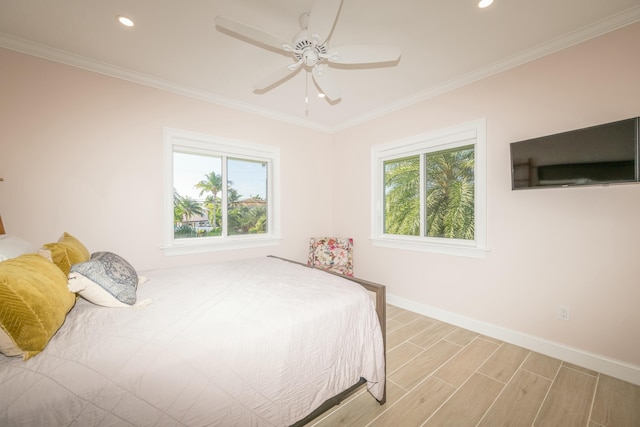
41 232 90 276
0 253 76 360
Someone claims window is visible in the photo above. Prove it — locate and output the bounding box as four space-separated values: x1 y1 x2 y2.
371 119 487 258
163 128 280 255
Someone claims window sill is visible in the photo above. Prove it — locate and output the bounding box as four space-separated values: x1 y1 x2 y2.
371 236 489 259
162 235 281 256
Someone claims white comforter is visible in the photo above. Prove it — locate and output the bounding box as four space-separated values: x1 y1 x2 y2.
0 257 385 426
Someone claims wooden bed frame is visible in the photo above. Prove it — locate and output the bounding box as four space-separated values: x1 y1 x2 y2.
268 256 387 426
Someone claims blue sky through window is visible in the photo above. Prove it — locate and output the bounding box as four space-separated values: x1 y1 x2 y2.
173 152 267 201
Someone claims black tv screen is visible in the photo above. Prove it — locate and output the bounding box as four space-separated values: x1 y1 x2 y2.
510 117 639 189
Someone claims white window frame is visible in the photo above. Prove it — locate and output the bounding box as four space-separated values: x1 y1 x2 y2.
163 128 281 256
371 119 488 258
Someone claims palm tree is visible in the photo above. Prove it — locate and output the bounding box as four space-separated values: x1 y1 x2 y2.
202 195 217 231
194 172 223 229
227 187 242 207
173 189 185 223
178 196 204 223
173 191 205 237
383 147 474 239
384 156 420 235
425 146 475 239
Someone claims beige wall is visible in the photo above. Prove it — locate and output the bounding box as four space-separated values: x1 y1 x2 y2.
1 23 639 379
0 48 334 270
333 23 640 372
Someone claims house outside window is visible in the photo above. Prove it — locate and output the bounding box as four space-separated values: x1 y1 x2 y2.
371 119 487 258
163 128 280 255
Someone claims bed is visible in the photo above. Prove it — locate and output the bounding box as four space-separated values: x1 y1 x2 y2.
0 231 386 426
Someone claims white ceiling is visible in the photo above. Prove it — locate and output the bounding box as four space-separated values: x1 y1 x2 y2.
1 0 639 132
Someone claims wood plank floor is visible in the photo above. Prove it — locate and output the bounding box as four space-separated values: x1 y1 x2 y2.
307 304 640 427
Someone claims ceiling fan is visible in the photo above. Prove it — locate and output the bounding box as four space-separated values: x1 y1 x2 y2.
214 0 401 102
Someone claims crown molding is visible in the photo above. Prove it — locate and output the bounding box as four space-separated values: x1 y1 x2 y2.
0 32 333 133
1 5 638 134
333 5 640 132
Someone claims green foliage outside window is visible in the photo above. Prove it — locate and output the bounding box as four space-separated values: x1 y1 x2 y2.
173 167 268 239
384 156 420 235
426 145 475 239
384 145 475 240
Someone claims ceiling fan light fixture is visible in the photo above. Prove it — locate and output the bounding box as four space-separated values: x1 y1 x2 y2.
215 0 399 103
117 15 135 27
478 0 494 8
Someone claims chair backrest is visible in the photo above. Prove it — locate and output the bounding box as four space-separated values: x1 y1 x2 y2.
307 237 353 276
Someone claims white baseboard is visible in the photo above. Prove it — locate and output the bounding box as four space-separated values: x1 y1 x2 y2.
387 293 640 386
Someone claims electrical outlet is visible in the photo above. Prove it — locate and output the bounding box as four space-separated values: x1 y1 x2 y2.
558 305 570 321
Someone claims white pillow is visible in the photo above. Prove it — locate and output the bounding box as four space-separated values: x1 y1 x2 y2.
0 235 37 261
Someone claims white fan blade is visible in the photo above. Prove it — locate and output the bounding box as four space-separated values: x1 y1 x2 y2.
326 45 401 64
307 0 343 45
254 64 301 91
215 15 292 52
312 65 341 101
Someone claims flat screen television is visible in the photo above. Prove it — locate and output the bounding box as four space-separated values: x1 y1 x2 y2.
510 117 640 190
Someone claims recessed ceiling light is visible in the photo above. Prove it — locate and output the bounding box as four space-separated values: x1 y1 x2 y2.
317 93 326 98
478 0 494 8
117 15 135 27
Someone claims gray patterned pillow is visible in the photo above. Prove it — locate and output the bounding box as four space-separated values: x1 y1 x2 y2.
68 252 138 307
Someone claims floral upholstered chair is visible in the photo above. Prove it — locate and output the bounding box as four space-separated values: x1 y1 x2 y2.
307 237 353 276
